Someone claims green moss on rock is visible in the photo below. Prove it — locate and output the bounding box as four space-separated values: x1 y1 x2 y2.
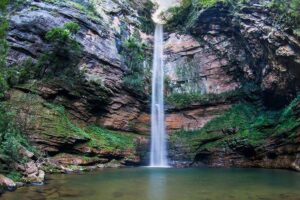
166 90 242 109
85 126 136 152
170 95 300 156
6 88 140 163
44 0 101 21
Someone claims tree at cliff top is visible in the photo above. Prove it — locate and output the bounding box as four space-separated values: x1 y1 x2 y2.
165 0 300 35
269 0 300 36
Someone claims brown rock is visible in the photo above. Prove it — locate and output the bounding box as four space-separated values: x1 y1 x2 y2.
292 154 300 172
18 145 34 159
24 161 39 176
0 175 16 191
276 45 296 57
50 153 109 166
166 104 232 131
24 169 45 184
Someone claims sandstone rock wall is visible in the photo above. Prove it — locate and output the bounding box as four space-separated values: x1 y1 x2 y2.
7 0 151 132
4 0 300 172
164 2 300 170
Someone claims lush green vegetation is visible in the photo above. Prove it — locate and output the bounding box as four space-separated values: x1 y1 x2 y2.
138 1 155 34
44 0 101 21
164 0 249 31
1 21 82 101
165 0 300 36
166 90 242 108
16 99 137 153
269 0 300 36
85 126 136 152
0 1 37 180
37 22 82 78
274 95 300 136
6 171 23 182
0 0 9 98
42 103 90 139
0 104 36 169
170 94 300 152
46 104 136 152
121 36 151 94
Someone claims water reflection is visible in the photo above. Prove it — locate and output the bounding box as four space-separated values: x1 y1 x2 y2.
148 169 167 200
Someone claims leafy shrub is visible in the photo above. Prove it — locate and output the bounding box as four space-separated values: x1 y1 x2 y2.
163 0 194 31
44 22 81 65
38 22 82 78
0 104 35 163
0 0 42 95
0 0 9 10
121 37 150 93
138 1 155 34
268 0 300 36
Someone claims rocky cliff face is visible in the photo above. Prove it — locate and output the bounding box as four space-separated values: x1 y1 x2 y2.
164 2 300 171
7 0 151 131
1 1 300 190
165 3 300 106
1 0 152 184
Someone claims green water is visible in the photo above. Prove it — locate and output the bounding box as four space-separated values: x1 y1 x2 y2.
1 168 300 200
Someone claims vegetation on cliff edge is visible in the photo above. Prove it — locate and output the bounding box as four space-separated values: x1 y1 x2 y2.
170 94 300 154
166 90 242 109
121 36 151 94
164 0 300 36
0 104 37 178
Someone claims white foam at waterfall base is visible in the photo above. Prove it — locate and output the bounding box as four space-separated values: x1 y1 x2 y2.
150 24 169 167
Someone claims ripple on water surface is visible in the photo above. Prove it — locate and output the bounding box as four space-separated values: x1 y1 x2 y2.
1 168 300 200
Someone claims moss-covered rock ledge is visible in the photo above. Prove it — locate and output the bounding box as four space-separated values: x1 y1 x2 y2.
0 87 148 193
169 95 300 171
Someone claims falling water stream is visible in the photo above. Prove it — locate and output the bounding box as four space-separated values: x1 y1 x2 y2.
150 24 168 167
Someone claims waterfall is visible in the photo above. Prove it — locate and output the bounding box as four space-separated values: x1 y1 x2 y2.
150 24 168 167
